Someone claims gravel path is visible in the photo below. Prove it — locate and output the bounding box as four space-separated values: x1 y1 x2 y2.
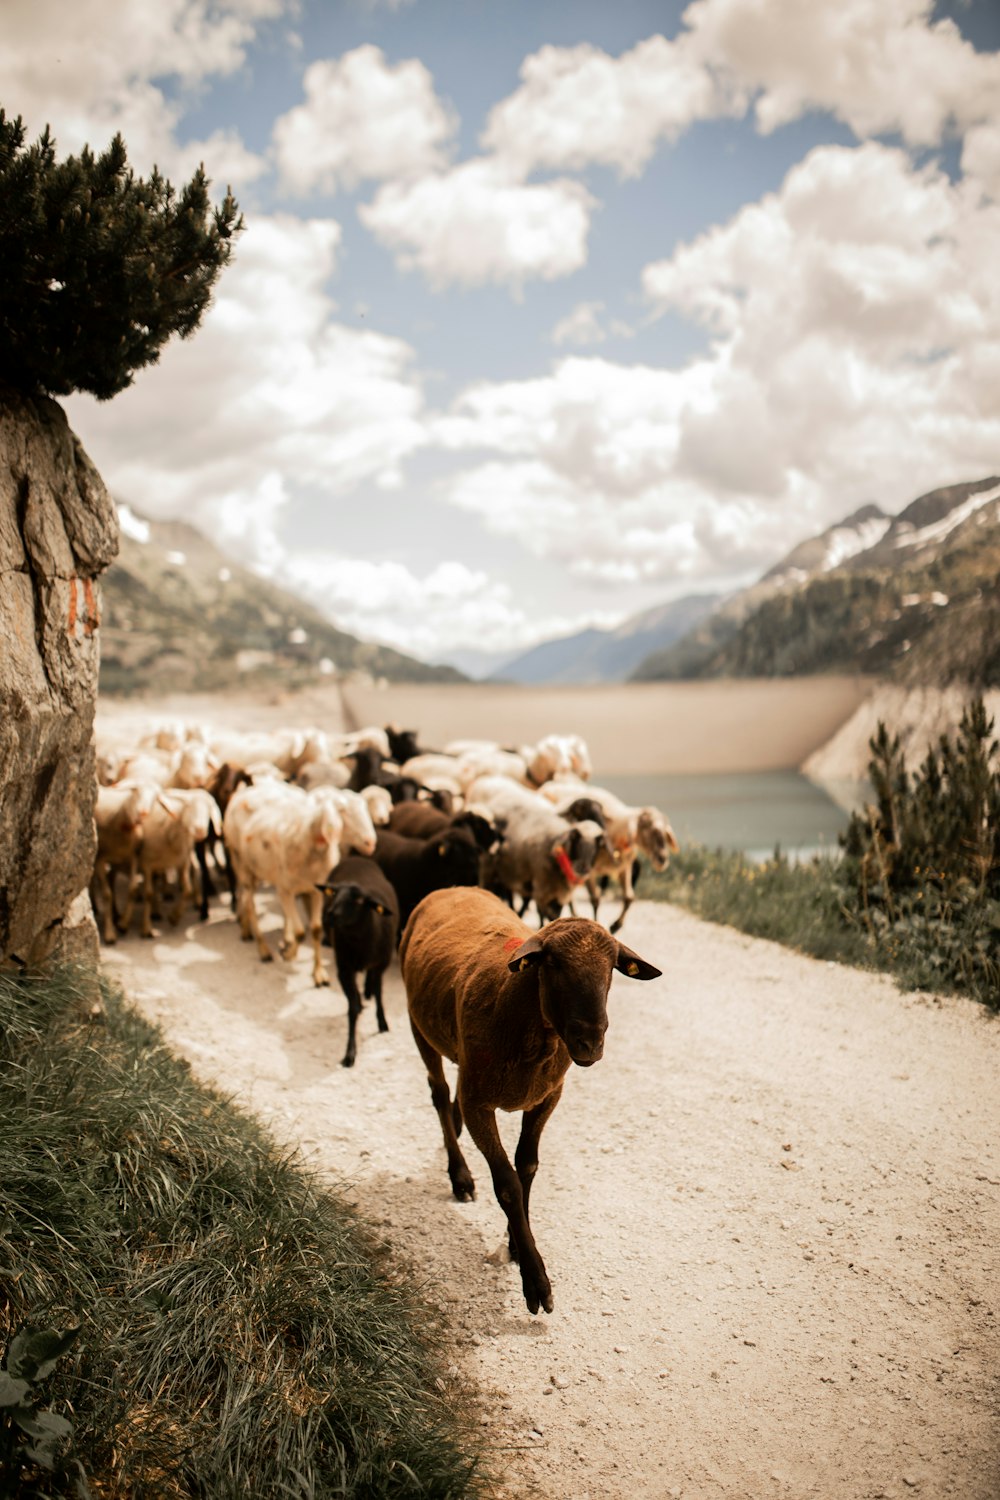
100 893 1000 1500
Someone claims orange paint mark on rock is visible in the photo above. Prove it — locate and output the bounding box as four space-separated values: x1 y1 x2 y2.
67 578 78 633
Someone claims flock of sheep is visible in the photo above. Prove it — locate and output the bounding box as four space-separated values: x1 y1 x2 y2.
92 714 670 1311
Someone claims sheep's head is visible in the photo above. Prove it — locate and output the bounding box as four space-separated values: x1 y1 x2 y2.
637 808 679 871
552 820 609 885
317 880 393 939
430 830 482 887
507 919 660 1067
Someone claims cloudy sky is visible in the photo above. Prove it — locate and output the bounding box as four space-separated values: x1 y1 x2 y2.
5 0 1000 668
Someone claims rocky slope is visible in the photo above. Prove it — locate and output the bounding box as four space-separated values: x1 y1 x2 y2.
100 505 464 694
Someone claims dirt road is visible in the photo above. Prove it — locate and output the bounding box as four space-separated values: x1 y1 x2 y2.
100 893 1000 1500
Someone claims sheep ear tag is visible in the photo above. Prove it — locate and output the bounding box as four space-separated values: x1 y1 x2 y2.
507 934 544 973
614 943 662 982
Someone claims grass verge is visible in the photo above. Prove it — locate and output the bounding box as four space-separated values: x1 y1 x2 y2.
0 965 488 1499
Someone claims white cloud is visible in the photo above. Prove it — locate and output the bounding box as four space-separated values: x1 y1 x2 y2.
550 301 633 347
272 45 456 195
640 140 1000 515
0 0 280 183
963 121 1000 202
277 552 583 660
421 139 1000 591
683 0 1000 146
359 159 595 290
66 213 429 564
480 33 724 178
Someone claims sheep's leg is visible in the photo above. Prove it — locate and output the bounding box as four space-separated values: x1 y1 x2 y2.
222 839 239 913
337 961 363 1068
306 888 329 987
461 1097 553 1315
585 874 601 922
364 968 390 1034
140 866 156 939
91 866 116 945
609 860 634 935
276 889 303 961
194 841 214 920
338 960 361 1068
240 876 273 963
119 856 140 934
410 1022 475 1201
168 864 189 926
509 1085 564 1262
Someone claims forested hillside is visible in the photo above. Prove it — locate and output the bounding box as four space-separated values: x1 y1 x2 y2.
634 478 1000 686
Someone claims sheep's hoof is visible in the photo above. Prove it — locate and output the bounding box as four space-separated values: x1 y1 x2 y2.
259 949 274 964
450 1171 475 1202
341 1053 356 1069
522 1273 553 1316
377 1018 389 1033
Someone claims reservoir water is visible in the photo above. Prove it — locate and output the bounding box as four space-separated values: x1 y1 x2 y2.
600 770 867 861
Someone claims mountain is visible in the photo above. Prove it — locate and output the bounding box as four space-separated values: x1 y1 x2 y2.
490 593 721 685
633 478 1000 687
99 505 465 695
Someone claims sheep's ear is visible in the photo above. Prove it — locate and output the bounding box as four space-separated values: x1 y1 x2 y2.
614 943 661 981
507 935 544 973
315 882 337 897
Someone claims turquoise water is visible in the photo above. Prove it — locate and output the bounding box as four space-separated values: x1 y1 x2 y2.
599 771 866 861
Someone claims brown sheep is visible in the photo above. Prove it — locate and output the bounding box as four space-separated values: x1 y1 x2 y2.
400 886 661 1315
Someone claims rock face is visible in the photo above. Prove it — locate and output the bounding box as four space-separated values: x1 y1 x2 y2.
802 683 1000 783
0 388 119 969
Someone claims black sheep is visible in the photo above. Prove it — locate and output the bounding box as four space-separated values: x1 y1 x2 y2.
317 855 399 1068
385 725 423 764
373 826 482 930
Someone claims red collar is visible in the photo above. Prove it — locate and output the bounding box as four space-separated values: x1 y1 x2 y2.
554 845 579 886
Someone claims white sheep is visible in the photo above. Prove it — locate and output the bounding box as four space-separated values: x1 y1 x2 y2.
223 781 345 986
91 779 159 942
209 727 327 779
359 783 393 826
136 788 222 937
524 733 593 786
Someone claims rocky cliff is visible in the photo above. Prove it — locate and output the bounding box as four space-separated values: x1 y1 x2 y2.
0 389 118 969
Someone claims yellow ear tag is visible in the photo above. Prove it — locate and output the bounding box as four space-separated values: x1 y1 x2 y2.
375 904 384 915
519 957 531 971
627 962 639 976
438 843 446 855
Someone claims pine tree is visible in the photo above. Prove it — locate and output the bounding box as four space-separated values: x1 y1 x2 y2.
0 110 243 401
